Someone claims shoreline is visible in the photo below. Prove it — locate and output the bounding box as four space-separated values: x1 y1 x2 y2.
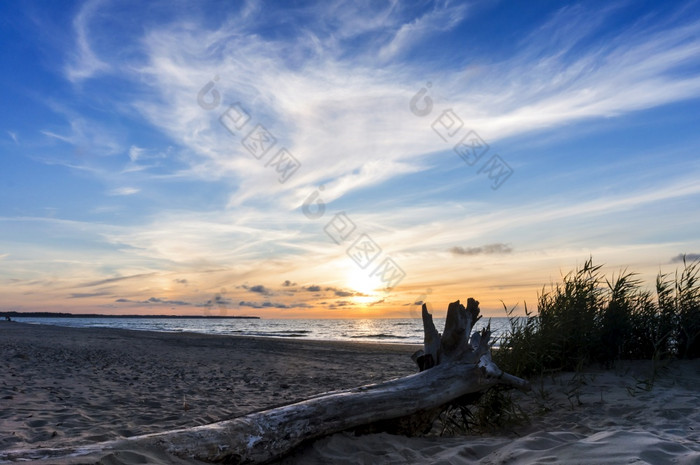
7 317 434 346
4 320 424 348
2 313 261 319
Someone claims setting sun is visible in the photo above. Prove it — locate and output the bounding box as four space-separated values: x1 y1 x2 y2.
345 267 382 304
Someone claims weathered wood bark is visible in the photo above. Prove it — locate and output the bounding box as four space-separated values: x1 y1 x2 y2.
412 303 441 370
412 298 483 369
1 299 529 465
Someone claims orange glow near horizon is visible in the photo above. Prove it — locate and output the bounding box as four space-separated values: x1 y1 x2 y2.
2 255 694 320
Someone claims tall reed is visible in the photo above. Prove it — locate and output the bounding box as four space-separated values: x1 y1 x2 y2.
494 255 700 377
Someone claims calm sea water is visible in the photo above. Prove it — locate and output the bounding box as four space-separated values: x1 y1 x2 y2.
14 317 512 345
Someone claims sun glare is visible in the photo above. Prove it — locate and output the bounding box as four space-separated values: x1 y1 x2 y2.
345 268 380 304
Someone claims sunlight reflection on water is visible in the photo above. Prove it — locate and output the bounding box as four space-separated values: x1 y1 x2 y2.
16 317 513 345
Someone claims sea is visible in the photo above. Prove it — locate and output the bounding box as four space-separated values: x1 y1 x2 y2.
12 317 513 346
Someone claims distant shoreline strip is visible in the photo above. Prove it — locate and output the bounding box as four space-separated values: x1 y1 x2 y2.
2 312 260 319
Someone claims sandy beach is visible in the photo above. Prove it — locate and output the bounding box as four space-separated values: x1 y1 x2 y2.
1 321 699 464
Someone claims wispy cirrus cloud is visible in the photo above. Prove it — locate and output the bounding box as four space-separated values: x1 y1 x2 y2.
435 13 700 144
108 187 140 196
47 0 700 213
39 112 123 158
377 1 470 62
46 0 700 214
64 0 110 82
112 0 700 210
76 273 157 289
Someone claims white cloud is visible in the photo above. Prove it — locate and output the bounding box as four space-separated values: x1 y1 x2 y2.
64 0 111 82
108 187 140 196
7 131 18 144
297 159 426 207
377 1 469 61
41 130 73 144
40 110 122 157
436 13 700 142
128 146 145 162
104 1 699 214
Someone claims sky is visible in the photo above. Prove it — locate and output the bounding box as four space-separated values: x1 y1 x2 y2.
1 0 699 319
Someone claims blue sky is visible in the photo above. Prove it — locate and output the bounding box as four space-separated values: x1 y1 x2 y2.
1 0 699 318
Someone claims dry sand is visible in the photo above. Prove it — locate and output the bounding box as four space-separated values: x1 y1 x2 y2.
1 321 699 464
281 361 700 465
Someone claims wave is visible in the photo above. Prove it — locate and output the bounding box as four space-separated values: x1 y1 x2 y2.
350 333 410 339
267 330 312 334
232 331 311 338
237 329 313 334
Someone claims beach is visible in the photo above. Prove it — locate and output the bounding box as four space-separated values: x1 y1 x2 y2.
2 321 699 464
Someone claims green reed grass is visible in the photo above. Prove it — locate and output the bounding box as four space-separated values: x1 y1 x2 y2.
441 256 699 434
494 255 700 377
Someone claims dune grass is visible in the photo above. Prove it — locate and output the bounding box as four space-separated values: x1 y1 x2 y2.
494 256 700 378
444 256 700 434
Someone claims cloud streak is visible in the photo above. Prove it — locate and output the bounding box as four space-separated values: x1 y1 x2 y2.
115 297 191 306
108 187 140 196
450 243 513 256
64 0 110 82
238 300 310 309
377 1 469 62
77 273 156 289
671 253 700 263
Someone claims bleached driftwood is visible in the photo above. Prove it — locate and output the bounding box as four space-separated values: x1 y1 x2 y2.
1 298 528 464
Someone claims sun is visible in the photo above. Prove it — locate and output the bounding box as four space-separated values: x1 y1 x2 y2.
345 267 381 304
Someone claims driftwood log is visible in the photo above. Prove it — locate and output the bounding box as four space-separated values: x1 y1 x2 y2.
1 299 529 464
